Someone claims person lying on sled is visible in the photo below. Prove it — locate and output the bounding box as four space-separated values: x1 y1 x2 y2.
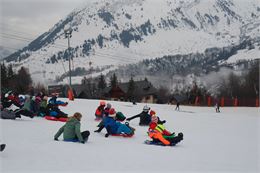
147 122 183 146
47 94 68 118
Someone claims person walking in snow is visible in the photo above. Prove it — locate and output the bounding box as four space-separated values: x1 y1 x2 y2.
175 102 180 111
126 105 151 126
54 112 90 144
215 102 220 113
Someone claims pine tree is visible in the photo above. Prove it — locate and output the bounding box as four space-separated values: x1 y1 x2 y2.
110 73 118 88
98 74 107 90
7 64 14 79
127 77 135 101
15 67 32 94
1 63 7 89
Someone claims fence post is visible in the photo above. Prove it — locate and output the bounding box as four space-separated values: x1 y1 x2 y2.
195 96 199 106
221 97 225 107
256 98 259 107
234 97 238 107
68 88 74 101
207 96 211 107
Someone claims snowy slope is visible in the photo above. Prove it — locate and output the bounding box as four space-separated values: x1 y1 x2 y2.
1 99 259 173
3 0 260 84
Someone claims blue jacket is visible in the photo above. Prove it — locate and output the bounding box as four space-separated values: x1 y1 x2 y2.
103 117 119 134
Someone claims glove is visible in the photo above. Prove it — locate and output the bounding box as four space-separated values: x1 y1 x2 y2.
162 120 166 124
125 121 129 126
81 141 85 144
105 133 109 138
54 138 58 141
126 118 130 121
94 130 100 133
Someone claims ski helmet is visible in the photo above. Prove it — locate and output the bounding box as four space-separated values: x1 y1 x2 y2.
106 103 112 109
143 105 150 112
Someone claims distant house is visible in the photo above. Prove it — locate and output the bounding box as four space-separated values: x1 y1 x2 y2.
70 84 97 99
105 80 158 103
48 85 65 96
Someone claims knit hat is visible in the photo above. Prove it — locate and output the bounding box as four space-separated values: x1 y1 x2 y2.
150 110 156 116
109 108 116 117
100 100 106 106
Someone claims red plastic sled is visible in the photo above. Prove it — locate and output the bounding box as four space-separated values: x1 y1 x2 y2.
94 117 102 121
45 116 68 122
111 134 134 137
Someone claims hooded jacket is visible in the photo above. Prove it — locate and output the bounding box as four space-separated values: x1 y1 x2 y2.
54 117 84 142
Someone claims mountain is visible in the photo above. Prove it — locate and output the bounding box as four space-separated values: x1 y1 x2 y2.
0 46 12 60
3 0 260 85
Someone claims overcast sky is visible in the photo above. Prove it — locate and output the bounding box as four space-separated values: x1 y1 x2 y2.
0 0 86 54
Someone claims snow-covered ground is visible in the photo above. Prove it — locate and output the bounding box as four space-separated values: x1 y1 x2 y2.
0 98 259 173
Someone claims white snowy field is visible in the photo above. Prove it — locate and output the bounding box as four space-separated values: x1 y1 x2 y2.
0 98 259 173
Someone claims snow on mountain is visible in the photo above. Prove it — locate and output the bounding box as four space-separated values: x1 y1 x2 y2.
3 0 260 85
1 98 259 173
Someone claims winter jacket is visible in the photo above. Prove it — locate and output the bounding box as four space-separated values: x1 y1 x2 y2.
95 105 105 118
148 124 174 145
22 97 32 111
127 111 151 126
54 117 84 143
40 100 47 108
103 116 119 134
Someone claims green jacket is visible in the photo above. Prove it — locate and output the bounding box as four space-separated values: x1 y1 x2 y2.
40 100 47 108
54 117 84 142
22 97 31 111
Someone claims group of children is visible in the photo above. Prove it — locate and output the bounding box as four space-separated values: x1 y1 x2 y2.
1 91 183 147
0 91 68 120
54 100 183 146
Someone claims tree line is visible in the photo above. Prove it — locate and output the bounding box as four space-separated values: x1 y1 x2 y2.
1 63 34 94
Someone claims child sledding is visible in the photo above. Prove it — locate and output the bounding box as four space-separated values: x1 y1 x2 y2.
145 110 183 146
45 94 68 122
102 108 134 137
126 105 151 126
54 112 90 144
94 102 126 133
